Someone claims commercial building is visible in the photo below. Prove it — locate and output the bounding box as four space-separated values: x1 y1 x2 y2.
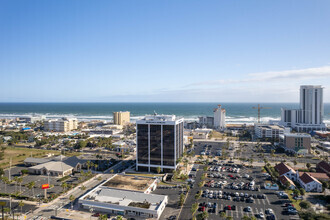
19 115 45 123
297 171 323 192
79 174 167 219
198 116 214 128
214 104 226 130
113 111 130 125
24 156 87 177
44 118 78 132
136 115 184 172
281 85 326 132
316 161 330 176
254 124 287 139
274 162 297 181
279 133 311 153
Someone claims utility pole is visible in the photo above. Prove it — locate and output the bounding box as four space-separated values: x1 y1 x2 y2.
9 158 12 181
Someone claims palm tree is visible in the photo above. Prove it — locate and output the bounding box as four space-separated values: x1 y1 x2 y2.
61 182 68 192
69 195 75 209
17 177 23 194
13 176 18 193
27 181 35 197
86 161 92 171
1 177 9 193
18 200 25 215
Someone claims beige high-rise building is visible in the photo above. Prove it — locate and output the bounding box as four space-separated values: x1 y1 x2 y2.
44 118 78 132
113 111 130 125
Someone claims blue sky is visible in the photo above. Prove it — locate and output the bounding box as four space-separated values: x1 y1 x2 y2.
1 0 330 102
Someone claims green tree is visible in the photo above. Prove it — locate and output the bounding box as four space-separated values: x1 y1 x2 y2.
241 216 250 220
300 201 311 209
18 200 25 215
116 216 123 220
293 188 300 196
27 181 35 197
191 202 198 215
98 214 107 220
300 188 306 196
226 217 233 220
156 167 161 174
306 163 311 169
17 177 23 194
201 211 209 220
69 195 75 209
179 193 185 206
61 182 68 192
220 211 227 219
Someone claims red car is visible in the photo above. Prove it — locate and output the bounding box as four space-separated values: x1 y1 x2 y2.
92 213 100 217
228 174 233 178
226 205 231 210
202 206 206 212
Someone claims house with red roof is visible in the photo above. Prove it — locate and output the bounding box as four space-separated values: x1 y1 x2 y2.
316 161 330 176
274 162 297 181
279 175 296 190
297 171 322 192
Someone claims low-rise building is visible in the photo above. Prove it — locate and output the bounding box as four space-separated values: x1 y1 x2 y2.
297 171 323 192
279 133 311 153
192 128 212 139
25 156 87 177
198 116 214 128
79 174 167 219
316 161 330 176
254 124 288 139
274 162 297 181
44 118 78 132
279 175 296 190
19 115 45 123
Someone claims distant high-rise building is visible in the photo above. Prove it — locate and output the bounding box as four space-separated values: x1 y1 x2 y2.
281 85 326 131
213 104 226 130
44 118 78 132
113 111 130 125
136 115 184 172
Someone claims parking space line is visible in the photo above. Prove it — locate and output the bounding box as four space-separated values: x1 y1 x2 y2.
265 195 270 205
235 209 239 218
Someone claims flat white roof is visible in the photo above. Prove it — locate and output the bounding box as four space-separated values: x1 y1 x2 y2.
83 187 167 211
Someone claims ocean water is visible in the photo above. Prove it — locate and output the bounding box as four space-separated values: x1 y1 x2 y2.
0 102 329 124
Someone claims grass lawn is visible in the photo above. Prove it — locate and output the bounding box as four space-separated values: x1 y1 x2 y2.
286 189 301 211
0 146 81 169
209 131 225 139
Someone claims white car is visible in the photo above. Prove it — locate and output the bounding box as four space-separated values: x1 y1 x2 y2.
259 212 265 218
265 208 274 214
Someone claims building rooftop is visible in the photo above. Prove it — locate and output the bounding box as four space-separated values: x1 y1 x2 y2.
299 172 321 185
102 175 155 192
284 133 311 138
274 162 296 176
142 115 178 122
83 187 166 211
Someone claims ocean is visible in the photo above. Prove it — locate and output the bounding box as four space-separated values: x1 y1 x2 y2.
0 102 329 125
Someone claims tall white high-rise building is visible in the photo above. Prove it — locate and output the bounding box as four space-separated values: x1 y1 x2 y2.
213 104 226 130
281 85 326 132
136 114 184 172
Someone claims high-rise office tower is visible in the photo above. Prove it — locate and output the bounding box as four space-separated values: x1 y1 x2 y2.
136 115 184 172
281 85 326 131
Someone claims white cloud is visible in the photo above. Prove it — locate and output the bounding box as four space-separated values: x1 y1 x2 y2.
186 66 330 87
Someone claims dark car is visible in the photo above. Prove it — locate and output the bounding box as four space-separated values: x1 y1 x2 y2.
232 205 236 210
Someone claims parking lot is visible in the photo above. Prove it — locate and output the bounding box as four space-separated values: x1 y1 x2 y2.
184 160 299 220
2 165 92 200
